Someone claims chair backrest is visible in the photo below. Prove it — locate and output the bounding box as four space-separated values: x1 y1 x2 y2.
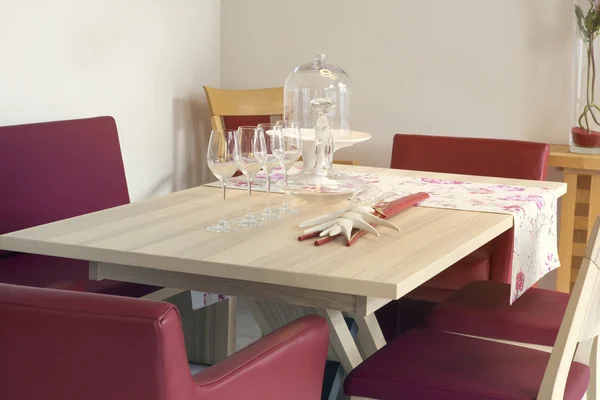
203 86 283 131
390 134 550 180
0 283 194 400
538 216 600 399
0 116 130 251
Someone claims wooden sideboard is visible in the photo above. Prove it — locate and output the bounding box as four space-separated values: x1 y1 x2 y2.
550 144 600 293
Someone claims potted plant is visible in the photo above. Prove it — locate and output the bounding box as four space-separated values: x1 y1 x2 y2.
572 0 600 152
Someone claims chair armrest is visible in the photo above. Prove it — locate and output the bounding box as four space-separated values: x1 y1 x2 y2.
193 315 329 400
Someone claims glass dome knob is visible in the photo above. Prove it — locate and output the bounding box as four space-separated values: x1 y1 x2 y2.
312 52 326 66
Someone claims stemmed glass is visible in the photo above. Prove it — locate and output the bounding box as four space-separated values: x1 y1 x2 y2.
277 121 303 214
257 123 285 220
206 129 240 232
236 126 267 227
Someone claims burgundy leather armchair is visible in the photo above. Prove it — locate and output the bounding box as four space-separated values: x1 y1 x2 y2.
0 117 157 296
0 283 329 400
390 134 549 301
376 134 549 339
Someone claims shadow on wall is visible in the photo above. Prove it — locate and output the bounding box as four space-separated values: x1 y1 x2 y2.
172 97 213 192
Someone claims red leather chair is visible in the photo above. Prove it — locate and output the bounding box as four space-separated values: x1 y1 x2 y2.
344 218 600 400
0 283 329 400
427 280 569 346
343 328 589 400
376 134 550 339
0 117 157 296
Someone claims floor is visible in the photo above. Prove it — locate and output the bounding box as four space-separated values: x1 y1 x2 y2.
234 298 264 351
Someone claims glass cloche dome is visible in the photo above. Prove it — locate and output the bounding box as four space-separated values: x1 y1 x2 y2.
283 53 363 199
284 52 352 140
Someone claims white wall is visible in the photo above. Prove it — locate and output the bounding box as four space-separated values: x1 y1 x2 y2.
0 0 221 201
221 0 573 167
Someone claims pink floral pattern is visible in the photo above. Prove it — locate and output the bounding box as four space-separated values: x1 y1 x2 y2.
381 176 559 303
516 271 525 296
420 178 466 185
489 184 526 192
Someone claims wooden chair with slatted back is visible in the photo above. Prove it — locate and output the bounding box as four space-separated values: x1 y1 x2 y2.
539 216 600 399
203 86 359 167
203 86 283 131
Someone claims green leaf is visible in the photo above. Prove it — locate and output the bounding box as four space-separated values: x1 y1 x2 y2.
576 4 585 19
590 11 600 35
586 12 596 31
576 5 588 35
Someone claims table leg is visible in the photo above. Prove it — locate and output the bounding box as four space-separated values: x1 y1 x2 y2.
168 293 236 364
557 171 578 293
316 309 364 374
246 300 384 372
355 313 386 358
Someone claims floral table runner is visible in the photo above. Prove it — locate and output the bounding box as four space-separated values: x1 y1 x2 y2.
377 176 559 303
206 169 559 303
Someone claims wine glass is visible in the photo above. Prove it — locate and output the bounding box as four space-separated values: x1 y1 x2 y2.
257 123 285 220
235 126 267 227
277 120 303 214
206 129 240 233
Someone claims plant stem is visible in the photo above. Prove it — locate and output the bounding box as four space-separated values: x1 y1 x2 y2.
588 34 600 127
586 36 594 133
585 108 591 134
593 36 597 103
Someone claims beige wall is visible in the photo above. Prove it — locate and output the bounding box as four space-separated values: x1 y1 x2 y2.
0 0 221 200
221 0 573 167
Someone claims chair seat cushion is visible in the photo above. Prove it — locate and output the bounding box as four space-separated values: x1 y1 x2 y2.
344 329 589 400
426 281 569 346
0 253 159 298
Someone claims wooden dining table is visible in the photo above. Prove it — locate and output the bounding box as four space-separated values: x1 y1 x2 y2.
0 165 566 374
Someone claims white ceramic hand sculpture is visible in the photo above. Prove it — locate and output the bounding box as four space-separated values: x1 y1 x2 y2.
299 205 400 240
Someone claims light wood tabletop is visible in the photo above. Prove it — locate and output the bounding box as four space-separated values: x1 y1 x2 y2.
0 165 566 375
0 165 565 301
